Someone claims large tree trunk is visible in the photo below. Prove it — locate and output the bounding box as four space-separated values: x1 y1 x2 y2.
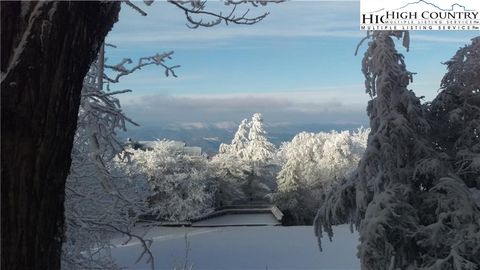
1 2 121 269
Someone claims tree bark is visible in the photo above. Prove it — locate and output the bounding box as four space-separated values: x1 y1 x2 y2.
1 2 121 269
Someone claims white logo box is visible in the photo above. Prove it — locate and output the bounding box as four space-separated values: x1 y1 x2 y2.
360 0 480 30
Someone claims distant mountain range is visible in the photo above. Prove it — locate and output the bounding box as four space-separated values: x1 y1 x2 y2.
369 0 473 13
119 122 367 155
392 0 473 11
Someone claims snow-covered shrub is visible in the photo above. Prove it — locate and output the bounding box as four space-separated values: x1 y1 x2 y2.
208 154 250 208
275 129 368 224
129 140 214 221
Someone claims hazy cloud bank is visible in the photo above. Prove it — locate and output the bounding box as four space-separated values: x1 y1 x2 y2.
120 91 369 127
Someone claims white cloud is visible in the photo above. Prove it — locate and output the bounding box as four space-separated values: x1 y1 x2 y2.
411 33 476 44
119 86 370 126
213 121 238 130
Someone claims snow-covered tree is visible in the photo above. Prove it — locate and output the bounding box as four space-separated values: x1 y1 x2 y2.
246 113 276 162
129 140 214 221
209 154 250 208
244 113 278 201
417 36 480 269
214 119 252 206
275 160 307 224
275 129 368 224
429 36 480 189
62 45 178 269
219 118 250 159
62 158 151 270
216 113 278 203
219 113 276 163
315 31 480 270
315 31 434 269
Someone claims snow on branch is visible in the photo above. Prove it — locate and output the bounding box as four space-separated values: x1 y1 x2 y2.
122 0 282 27
63 44 177 269
168 0 281 29
359 31 413 99
104 51 180 84
88 220 155 270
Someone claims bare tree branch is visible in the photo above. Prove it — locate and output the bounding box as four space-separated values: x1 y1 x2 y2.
85 221 155 270
104 51 180 83
168 0 278 28
124 0 148 16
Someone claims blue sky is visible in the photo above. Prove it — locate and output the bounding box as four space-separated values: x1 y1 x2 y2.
105 0 478 127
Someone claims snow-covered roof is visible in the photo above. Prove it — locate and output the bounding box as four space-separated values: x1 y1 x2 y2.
131 140 203 156
191 205 283 227
191 213 280 227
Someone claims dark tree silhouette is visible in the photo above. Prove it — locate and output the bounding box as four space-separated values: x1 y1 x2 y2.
1 2 121 269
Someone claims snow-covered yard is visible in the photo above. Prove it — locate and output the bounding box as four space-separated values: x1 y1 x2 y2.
111 225 359 270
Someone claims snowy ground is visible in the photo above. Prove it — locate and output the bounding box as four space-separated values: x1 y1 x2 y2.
111 225 359 270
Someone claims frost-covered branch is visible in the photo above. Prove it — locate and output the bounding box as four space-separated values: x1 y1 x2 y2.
168 0 281 28
361 31 413 99
62 44 176 269
429 36 480 186
87 220 155 270
121 0 281 28
104 51 180 83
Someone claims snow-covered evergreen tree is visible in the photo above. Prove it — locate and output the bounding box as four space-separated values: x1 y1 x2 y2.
216 113 278 203
245 113 276 162
243 113 278 201
219 118 250 159
322 31 431 268
314 31 476 269
417 36 480 269
219 113 276 163
215 118 252 205
429 36 480 189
